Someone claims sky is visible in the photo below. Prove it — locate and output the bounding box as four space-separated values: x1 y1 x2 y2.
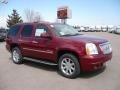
0 0 120 28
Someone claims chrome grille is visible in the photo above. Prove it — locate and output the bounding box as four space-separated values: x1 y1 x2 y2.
99 42 112 54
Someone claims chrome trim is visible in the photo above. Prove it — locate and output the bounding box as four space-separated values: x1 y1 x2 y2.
99 42 112 54
99 42 110 46
32 41 38 44
24 57 57 66
23 48 53 54
13 50 20 62
18 39 23 42
61 58 75 75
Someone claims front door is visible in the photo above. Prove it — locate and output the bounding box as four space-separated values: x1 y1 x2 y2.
31 24 56 61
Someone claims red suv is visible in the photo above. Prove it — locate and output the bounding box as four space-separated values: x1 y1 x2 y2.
6 22 112 78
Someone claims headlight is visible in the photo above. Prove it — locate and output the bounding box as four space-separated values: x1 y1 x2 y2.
86 43 98 55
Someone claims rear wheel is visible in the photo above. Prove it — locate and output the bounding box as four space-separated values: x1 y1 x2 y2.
12 47 23 64
58 53 80 78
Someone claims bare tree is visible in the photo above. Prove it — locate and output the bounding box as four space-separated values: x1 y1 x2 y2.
24 9 42 22
24 9 34 22
34 12 41 22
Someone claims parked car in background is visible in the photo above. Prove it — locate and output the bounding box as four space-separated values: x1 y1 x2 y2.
73 26 81 32
6 22 112 78
108 27 115 33
114 28 120 34
108 28 113 33
101 28 107 32
0 29 7 41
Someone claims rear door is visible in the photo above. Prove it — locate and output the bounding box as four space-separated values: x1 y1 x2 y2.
19 24 34 57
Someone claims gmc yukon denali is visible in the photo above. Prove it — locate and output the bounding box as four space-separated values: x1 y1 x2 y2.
6 22 112 78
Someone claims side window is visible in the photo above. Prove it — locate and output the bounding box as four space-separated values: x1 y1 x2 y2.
35 25 49 37
21 25 33 37
8 25 20 36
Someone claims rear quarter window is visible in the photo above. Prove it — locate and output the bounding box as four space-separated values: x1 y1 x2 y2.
21 25 33 37
8 25 21 36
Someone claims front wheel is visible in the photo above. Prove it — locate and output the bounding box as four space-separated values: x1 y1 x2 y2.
58 53 80 78
12 47 23 64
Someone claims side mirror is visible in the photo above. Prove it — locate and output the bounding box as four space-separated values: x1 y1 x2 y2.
41 32 52 39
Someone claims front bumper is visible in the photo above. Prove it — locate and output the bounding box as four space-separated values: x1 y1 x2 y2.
80 53 112 72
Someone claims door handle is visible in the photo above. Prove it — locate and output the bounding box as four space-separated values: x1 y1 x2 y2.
32 41 38 44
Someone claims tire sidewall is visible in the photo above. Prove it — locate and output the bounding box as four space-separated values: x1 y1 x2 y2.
58 53 80 78
12 47 23 64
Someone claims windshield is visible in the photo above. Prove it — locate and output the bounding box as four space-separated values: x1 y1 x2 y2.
52 24 80 37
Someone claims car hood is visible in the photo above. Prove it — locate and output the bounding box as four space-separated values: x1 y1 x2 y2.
63 34 108 44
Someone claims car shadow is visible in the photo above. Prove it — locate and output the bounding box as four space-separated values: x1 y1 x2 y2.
0 40 5 42
23 60 58 72
24 60 106 79
78 66 106 79
9 58 106 79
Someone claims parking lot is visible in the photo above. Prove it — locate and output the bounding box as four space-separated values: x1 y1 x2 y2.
0 32 120 90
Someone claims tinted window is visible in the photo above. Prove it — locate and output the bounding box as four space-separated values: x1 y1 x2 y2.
35 25 48 37
21 25 33 37
8 25 20 36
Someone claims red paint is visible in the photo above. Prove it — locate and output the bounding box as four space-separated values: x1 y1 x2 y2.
6 22 112 72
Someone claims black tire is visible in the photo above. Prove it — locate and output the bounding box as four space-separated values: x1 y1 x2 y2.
58 53 80 79
0 39 4 42
12 47 23 64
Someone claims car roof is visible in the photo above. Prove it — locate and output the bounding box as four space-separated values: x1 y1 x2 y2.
11 21 67 28
15 21 51 26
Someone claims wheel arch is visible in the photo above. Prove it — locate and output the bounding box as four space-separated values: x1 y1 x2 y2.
57 49 80 63
10 43 20 52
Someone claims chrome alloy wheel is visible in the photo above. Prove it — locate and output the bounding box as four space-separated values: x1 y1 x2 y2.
12 50 20 62
61 58 75 75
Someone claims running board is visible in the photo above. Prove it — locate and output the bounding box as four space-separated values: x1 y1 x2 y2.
23 57 57 66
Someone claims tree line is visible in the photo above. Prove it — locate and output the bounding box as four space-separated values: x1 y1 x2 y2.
7 9 42 28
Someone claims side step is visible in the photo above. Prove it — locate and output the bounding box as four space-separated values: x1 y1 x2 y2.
23 57 57 66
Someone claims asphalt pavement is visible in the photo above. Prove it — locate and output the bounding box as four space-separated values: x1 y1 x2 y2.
0 32 120 90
